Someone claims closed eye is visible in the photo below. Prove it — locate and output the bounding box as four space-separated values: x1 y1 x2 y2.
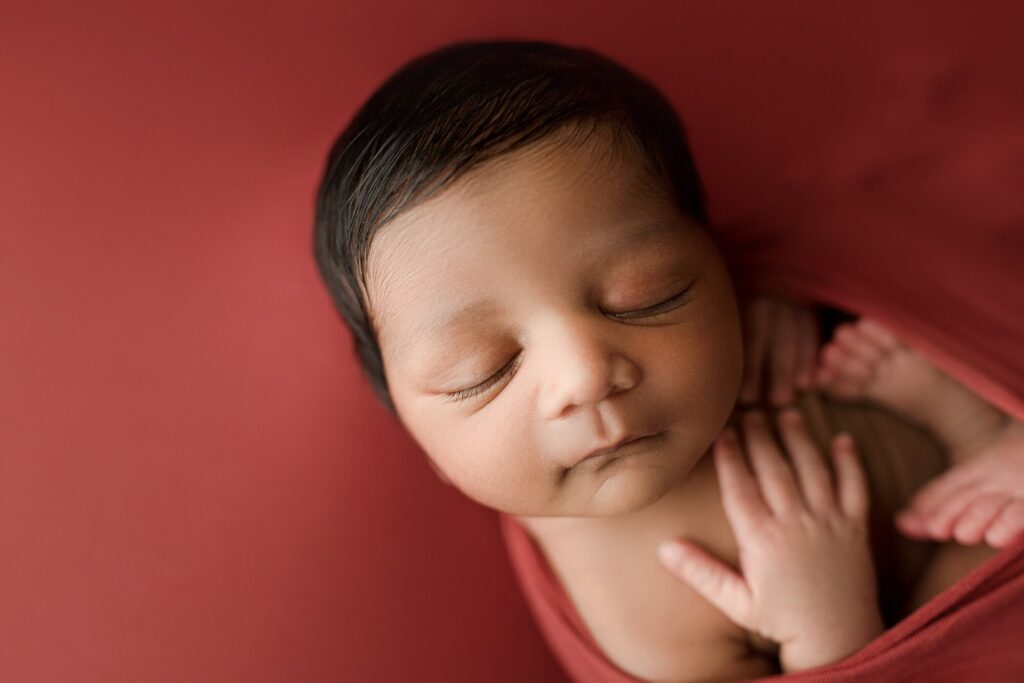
442 352 522 403
606 281 694 320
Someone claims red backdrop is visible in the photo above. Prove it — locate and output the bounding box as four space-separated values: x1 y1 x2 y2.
2 2 1021 681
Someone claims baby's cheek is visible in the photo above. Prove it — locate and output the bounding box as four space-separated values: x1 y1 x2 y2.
690 297 745 406
657 330 741 439
445 423 538 502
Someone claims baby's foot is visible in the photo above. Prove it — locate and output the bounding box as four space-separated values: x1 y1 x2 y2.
896 419 1024 547
814 318 1008 462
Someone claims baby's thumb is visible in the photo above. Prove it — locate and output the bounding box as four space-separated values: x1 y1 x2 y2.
657 540 752 628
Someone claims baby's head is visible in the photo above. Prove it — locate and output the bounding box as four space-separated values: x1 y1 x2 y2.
314 40 743 518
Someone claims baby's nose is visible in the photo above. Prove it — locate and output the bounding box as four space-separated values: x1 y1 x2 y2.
537 324 641 419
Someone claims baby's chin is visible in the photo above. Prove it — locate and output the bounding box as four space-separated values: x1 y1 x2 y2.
511 444 700 519
575 452 694 517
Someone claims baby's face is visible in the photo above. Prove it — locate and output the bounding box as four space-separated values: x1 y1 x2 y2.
366 127 743 518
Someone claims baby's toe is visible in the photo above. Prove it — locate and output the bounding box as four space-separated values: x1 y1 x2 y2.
855 318 904 353
952 494 1012 545
823 343 873 384
908 469 984 521
835 325 887 365
895 510 930 538
814 371 867 400
924 487 986 541
984 500 1024 547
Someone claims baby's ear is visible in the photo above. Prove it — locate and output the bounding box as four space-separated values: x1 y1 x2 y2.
426 456 453 486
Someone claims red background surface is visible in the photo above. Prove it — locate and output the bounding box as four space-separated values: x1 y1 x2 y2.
2 2 1021 681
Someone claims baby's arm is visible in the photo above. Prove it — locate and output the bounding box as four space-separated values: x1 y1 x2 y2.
657 410 884 673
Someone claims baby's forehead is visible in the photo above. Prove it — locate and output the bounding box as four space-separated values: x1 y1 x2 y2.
448 126 668 209
369 131 673 268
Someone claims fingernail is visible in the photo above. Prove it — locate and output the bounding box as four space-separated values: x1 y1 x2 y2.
658 541 685 566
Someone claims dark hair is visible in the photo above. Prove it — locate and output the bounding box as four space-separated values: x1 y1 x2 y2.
312 39 707 413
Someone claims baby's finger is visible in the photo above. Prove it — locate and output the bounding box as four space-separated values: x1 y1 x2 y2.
831 433 869 520
952 494 1012 545
740 300 771 404
769 306 796 405
984 500 1024 548
777 409 835 513
714 430 769 536
742 411 801 515
794 311 819 390
657 540 753 630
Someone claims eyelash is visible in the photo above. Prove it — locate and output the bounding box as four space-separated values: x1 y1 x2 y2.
605 281 694 320
442 282 694 403
443 352 523 403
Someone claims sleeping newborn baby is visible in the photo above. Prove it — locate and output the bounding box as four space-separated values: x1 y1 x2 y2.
312 40 1005 681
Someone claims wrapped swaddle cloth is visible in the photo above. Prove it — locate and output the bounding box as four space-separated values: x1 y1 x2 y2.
500 59 1024 681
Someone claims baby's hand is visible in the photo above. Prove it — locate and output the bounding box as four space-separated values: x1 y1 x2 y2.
897 419 1024 548
657 410 884 672
739 295 820 406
